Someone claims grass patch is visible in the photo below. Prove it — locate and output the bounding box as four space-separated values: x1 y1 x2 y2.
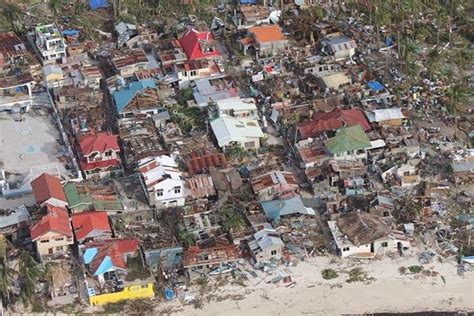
321 268 338 280
408 265 424 274
345 268 374 283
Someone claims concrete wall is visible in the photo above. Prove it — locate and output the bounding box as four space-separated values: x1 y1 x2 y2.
89 283 154 306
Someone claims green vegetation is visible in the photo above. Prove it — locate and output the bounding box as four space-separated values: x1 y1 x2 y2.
345 268 374 283
219 204 245 232
321 269 339 280
408 265 424 274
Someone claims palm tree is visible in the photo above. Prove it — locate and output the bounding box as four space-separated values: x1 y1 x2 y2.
17 251 44 305
0 260 15 307
399 39 420 84
219 204 245 232
445 83 470 141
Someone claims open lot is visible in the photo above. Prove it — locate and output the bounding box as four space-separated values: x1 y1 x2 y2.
0 104 74 207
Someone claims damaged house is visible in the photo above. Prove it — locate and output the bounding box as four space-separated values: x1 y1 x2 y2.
328 211 410 258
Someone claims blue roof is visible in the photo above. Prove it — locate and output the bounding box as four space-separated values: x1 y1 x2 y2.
146 247 183 269
368 80 384 91
260 196 314 221
89 0 108 10
112 79 156 113
94 255 113 276
62 29 80 36
83 247 97 264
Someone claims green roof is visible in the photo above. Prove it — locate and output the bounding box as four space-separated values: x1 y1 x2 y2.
324 125 371 154
64 182 122 212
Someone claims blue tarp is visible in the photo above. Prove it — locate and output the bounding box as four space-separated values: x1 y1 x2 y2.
368 80 384 92
62 29 80 36
240 0 257 3
384 37 394 47
89 0 108 10
164 288 175 301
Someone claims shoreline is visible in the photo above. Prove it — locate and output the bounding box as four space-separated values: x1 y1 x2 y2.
158 255 474 315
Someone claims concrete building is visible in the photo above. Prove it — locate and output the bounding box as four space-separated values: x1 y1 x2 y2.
33 24 67 64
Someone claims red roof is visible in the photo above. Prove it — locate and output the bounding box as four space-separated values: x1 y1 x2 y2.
31 173 66 205
71 211 111 241
298 108 370 139
85 239 139 273
78 132 120 156
30 204 72 240
178 29 220 60
79 158 120 171
186 152 227 175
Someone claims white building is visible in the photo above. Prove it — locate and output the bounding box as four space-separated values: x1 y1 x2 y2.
138 155 185 208
211 97 258 120
328 211 410 258
210 116 264 150
34 24 66 64
322 36 357 61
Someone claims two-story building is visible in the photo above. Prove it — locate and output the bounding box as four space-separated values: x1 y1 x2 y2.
77 133 122 178
30 204 73 259
33 24 67 64
178 28 220 61
241 25 288 58
138 155 185 208
210 116 264 150
176 59 221 89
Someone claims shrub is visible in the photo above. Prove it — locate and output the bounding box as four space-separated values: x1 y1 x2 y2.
408 265 424 274
321 268 338 280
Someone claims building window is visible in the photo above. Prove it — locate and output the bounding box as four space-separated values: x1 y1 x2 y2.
271 250 277 256
55 237 64 241
156 189 164 197
174 186 181 194
342 247 350 252
244 141 255 149
381 242 388 247
56 246 63 251
40 239 50 243
190 70 197 76
105 150 112 157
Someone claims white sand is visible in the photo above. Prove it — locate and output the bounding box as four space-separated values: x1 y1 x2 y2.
161 255 474 315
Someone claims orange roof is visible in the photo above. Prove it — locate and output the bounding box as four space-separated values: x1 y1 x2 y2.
71 211 111 242
31 173 66 205
30 204 72 240
249 25 286 43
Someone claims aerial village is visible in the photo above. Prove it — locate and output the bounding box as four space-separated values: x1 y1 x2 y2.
0 0 472 314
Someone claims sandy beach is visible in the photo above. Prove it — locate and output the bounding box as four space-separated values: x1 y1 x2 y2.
159 255 474 315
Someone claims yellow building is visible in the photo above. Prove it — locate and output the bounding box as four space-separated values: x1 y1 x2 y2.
89 283 155 306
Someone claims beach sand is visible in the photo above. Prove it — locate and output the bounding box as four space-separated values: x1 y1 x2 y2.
159 255 474 315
